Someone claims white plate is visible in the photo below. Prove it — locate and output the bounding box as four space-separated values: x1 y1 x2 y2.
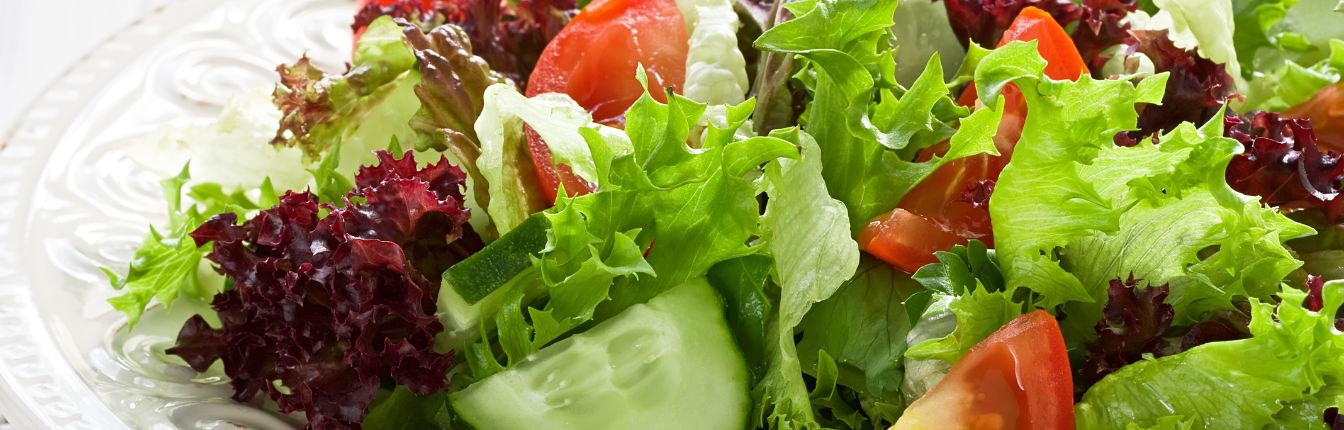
0 1 354 428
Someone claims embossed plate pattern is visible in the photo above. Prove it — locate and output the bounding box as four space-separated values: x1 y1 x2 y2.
0 1 352 428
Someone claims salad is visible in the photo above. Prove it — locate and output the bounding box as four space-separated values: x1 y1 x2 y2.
101 0 1344 428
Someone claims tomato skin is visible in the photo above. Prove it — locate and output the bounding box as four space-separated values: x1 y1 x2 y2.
1286 82 1344 153
526 0 687 122
998 7 1089 80
524 0 687 201
863 7 1085 273
893 311 1075 430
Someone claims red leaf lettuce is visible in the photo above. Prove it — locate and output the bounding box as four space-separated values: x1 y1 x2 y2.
1226 111 1344 222
167 151 479 429
353 0 576 87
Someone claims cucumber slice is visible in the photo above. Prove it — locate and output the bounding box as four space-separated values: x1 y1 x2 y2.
435 272 533 350
436 214 550 348
443 213 550 304
450 279 750 430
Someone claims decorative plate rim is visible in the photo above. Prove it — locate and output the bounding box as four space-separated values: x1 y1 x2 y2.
0 1 217 428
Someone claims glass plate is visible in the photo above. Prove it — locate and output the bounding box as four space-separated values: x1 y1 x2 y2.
0 0 352 428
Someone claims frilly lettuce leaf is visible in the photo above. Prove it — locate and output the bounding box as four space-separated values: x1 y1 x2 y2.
351 0 574 87
404 23 510 227
474 83 801 375
754 0 1004 232
105 166 277 328
981 41 1312 344
904 241 1019 364
980 40 1168 306
1075 281 1344 429
271 16 422 177
904 287 1021 364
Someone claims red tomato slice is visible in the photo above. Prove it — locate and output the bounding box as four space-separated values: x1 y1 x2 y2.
862 7 1086 273
859 208 973 273
1286 82 1344 153
524 0 688 202
893 311 1075 430
997 7 1089 80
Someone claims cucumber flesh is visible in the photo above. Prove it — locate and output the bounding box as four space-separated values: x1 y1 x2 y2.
435 214 549 349
434 273 522 350
450 279 750 430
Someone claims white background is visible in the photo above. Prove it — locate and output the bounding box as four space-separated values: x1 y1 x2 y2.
0 1 171 137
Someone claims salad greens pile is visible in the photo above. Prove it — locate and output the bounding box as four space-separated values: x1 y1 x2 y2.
101 0 1344 428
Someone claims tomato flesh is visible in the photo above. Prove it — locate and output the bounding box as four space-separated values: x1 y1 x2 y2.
862 7 1086 273
523 0 688 202
525 127 598 203
893 311 1075 430
1286 82 1344 153
859 208 971 273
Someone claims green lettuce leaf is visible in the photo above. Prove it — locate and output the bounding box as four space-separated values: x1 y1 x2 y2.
752 127 860 430
363 387 452 430
754 0 1003 232
1146 0 1243 79
981 40 1168 307
1231 0 1299 76
104 167 276 328
795 258 926 427
707 254 776 381
981 41 1311 343
122 90 308 192
1075 281 1344 429
474 84 624 235
891 0 965 87
1234 0 1344 110
904 289 1021 364
904 240 1020 364
1242 38 1344 111
477 83 799 373
911 240 1004 296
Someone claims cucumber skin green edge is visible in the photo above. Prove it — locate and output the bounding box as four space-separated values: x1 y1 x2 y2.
448 279 753 430
444 214 551 304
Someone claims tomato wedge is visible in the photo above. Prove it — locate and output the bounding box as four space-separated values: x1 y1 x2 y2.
861 7 1087 273
893 311 1075 430
524 0 689 202
1286 82 1344 153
